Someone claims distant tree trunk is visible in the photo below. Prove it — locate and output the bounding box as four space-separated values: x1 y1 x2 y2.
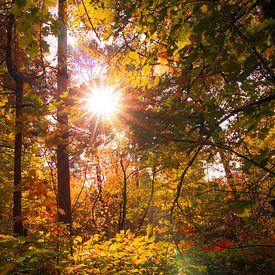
57 0 71 229
6 14 24 236
91 157 103 233
118 158 127 230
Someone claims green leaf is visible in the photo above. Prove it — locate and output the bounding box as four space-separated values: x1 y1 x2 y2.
26 41 39 58
236 208 251 218
18 36 33 48
16 256 26 263
17 23 29 32
40 40 50 52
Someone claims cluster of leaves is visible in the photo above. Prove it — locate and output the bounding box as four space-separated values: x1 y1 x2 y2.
0 223 70 274
69 227 177 274
2 225 274 274
0 225 192 274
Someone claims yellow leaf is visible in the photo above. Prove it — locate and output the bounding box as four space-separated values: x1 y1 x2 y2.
129 51 140 62
201 4 208 13
74 236 82 243
142 64 151 76
176 39 191 50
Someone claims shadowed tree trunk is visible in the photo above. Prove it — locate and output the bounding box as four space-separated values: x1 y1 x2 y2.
56 0 71 229
13 79 24 236
258 0 275 19
6 13 24 236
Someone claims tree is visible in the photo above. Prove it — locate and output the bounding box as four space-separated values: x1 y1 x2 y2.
56 0 71 229
5 13 25 236
102 0 274 252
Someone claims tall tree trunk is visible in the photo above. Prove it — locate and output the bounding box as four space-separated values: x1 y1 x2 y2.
6 14 24 236
13 79 24 236
57 0 71 228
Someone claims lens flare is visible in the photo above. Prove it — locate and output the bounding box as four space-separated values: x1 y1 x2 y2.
86 86 120 119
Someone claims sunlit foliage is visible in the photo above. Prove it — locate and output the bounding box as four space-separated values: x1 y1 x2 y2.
0 0 274 273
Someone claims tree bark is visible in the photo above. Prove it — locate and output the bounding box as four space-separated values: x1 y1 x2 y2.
259 0 275 19
57 0 71 228
6 13 24 236
13 79 24 236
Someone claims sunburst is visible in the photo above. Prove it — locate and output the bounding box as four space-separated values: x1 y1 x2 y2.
85 85 121 119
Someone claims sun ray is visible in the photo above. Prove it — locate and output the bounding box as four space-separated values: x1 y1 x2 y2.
85 85 121 119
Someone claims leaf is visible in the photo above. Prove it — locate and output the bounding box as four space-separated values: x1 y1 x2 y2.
142 64 151 76
17 23 30 33
147 235 156 243
176 39 190 51
236 208 251 218
129 51 140 62
18 36 32 48
176 26 191 50
146 224 153 237
16 256 26 263
74 235 83 243
40 39 50 52
201 5 208 13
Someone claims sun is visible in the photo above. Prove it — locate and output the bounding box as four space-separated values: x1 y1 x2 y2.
86 86 120 119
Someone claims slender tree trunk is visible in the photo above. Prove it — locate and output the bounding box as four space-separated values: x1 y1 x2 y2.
119 158 127 230
13 79 24 236
91 158 103 233
6 14 24 236
57 0 71 228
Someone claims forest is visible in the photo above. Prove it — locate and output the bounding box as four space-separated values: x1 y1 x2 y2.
0 0 274 274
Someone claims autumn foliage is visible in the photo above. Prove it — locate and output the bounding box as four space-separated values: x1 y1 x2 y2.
0 0 274 274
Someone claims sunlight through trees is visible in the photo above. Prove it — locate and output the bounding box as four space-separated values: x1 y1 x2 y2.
0 0 274 273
